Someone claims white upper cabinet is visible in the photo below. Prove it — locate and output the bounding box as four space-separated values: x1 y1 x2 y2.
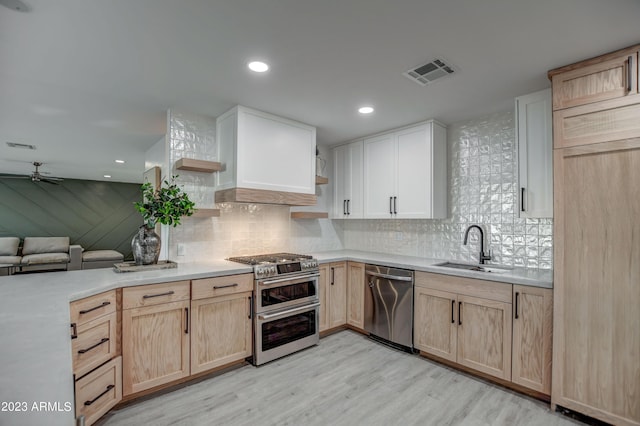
363 121 447 219
363 133 396 218
216 106 316 195
516 89 553 218
333 140 363 218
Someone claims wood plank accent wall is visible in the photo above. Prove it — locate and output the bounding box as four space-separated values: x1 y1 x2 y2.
0 178 142 258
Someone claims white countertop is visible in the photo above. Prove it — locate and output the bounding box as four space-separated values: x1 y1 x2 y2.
0 252 551 426
311 250 553 288
0 261 252 426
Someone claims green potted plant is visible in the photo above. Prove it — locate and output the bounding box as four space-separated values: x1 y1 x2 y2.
132 176 195 265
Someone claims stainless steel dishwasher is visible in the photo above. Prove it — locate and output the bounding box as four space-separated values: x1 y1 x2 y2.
364 264 414 351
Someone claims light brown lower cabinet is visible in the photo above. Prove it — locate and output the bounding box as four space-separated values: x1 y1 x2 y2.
346 262 365 330
70 290 121 426
414 272 513 381
75 356 122 426
319 262 347 332
190 274 253 374
511 285 552 395
122 281 191 396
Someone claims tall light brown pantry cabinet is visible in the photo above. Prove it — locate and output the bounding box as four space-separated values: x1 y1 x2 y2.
549 44 640 426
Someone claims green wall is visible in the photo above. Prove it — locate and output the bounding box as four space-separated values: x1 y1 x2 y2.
0 178 143 259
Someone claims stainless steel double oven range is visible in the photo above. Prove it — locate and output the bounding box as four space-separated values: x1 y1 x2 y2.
227 253 320 365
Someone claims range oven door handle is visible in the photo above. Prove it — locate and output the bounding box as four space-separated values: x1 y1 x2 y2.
365 271 413 281
259 273 320 286
258 303 321 321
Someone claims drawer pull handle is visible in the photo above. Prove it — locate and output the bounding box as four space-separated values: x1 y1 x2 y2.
143 291 175 299
628 55 633 92
84 384 115 406
70 323 78 340
213 283 239 290
78 338 109 354
79 301 111 315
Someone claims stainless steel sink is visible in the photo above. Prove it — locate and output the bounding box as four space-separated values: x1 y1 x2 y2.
434 262 511 274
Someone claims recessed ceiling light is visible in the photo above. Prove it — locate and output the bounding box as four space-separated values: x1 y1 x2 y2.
103 174 111 178
248 61 269 73
358 106 374 114
115 160 125 164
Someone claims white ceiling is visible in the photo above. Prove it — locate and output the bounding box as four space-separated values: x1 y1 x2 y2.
1 0 639 183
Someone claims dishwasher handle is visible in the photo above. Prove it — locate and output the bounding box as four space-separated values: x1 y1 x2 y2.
365 270 413 282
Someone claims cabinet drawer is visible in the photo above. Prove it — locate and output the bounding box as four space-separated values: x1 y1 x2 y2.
553 96 640 149
75 356 122 426
551 51 637 110
123 281 190 309
192 274 253 300
415 271 512 303
71 290 116 326
72 312 117 378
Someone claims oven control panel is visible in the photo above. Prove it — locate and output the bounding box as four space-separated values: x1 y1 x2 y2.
254 259 318 279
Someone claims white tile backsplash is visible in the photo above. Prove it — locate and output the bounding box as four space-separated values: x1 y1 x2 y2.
166 108 552 269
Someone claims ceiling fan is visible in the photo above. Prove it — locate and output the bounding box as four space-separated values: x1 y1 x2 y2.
0 162 64 184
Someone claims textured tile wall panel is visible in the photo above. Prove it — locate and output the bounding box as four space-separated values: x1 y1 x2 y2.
342 111 553 269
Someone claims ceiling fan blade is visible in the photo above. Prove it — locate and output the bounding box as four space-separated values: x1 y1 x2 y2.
41 178 60 185
0 174 29 179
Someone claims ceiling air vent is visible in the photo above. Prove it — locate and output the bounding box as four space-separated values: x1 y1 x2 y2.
6 142 37 150
403 59 456 86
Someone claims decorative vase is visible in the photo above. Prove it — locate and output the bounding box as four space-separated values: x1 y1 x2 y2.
131 225 161 265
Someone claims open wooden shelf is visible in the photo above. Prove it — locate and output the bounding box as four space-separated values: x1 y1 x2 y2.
315 175 329 185
191 208 221 218
290 211 329 219
175 158 222 173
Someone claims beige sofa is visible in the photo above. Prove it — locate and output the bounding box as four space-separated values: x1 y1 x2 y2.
1 237 124 274
0 237 22 275
20 237 82 273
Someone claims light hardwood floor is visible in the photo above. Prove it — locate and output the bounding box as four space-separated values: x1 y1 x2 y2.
102 331 581 426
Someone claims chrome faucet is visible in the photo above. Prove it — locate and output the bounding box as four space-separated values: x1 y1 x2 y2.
463 225 491 265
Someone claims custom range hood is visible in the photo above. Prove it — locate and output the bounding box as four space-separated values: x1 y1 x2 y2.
215 106 317 206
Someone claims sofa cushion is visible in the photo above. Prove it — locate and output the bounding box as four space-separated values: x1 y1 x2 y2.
22 237 70 255
0 237 20 256
0 255 22 265
21 253 70 265
82 250 124 262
